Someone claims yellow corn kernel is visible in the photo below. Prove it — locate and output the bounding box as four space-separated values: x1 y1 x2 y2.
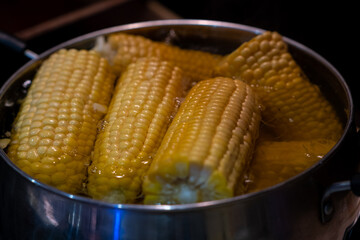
214 31 342 141
247 139 336 192
143 77 262 204
98 33 222 82
6 49 116 194
87 57 187 204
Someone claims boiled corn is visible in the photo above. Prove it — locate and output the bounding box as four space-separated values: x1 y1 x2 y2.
87 57 186 203
98 33 222 82
6 49 116 194
143 77 261 204
214 31 342 141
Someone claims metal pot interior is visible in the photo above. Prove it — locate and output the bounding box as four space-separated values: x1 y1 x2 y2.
0 19 353 209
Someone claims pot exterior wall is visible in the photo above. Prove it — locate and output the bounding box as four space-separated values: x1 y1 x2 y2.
1 128 359 240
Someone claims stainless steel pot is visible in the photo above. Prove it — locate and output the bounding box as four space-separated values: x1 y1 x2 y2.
1 19 359 240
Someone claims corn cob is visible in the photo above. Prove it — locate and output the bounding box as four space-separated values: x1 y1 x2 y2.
6 49 116 194
98 33 222 82
87 57 186 203
247 139 336 192
214 31 343 141
143 77 261 204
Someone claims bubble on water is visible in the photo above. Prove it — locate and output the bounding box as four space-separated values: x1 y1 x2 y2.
175 97 184 106
4 99 14 107
164 29 179 45
115 174 125 179
22 79 32 89
97 120 108 133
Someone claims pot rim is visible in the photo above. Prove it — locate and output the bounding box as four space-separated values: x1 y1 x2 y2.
0 19 354 212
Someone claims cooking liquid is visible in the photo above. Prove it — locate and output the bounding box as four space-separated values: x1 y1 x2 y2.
246 124 337 193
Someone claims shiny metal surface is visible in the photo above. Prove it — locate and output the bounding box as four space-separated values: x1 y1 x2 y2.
321 181 352 223
1 19 359 240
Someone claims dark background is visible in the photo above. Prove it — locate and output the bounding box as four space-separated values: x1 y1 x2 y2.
159 0 359 104
0 0 359 238
0 0 357 98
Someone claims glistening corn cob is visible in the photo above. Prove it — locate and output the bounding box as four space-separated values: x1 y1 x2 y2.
6 49 116 194
87 57 186 203
214 31 343 141
143 77 261 204
248 139 336 192
98 33 222 82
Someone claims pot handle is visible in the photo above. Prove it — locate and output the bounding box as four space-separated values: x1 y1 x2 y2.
321 122 360 224
0 31 38 60
321 173 360 223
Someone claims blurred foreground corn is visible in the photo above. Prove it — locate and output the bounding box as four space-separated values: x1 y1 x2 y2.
98 33 222 82
87 57 186 203
214 31 342 141
7 49 116 194
247 139 337 192
143 77 261 204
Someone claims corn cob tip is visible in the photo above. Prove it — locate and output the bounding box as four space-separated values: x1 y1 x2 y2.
143 168 233 204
